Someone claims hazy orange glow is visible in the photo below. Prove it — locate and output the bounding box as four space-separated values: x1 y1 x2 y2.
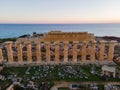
0 0 120 24
1 17 120 24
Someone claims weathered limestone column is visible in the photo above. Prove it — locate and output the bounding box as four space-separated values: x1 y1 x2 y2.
55 42 59 63
108 41 116 61
26 42 32 62
81 41 87 61
16 42 23 62
6 41 13 62
45 42 50 62
64 41 69 62
99 40 105 61
73 41 79 62
90 41 96 61
0 48 3 60
36 42 41 62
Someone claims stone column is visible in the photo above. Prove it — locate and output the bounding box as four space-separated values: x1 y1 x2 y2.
99 40 105 61
90 41 96 61
6 41 13 62
36 42 41 62
108 41 116 61
64 41 69 62
16 42 23 62
73 41 78 62
26 42 32 62
81 41 87 61
0 48 3 60
55 42 59 63
46 42 50 62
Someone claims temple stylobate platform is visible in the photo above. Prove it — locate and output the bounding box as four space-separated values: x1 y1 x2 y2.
0 31 117 66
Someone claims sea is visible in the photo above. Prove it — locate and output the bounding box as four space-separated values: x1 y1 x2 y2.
0 23 120 38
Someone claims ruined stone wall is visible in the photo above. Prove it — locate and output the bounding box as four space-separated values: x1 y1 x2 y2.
16 31 94 42
0 40 117 65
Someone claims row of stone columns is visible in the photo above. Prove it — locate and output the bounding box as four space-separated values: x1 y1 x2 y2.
98 41 116 61
1 41 116 63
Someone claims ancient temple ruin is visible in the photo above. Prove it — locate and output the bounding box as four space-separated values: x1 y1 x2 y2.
0 31 117 65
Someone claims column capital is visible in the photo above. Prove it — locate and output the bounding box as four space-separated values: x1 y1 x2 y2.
91 41 97 44
83 41 87 43
25 41 31 44
99 40 106 43
45 42 50 44
5 41 13 44
35 41 41 44
15 42 21 44
73 41 79 44
82 41 87 45
54 41 59 44
63 41 69 44
109 40 117 44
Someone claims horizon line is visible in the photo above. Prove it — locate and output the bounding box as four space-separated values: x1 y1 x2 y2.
0 22 120 24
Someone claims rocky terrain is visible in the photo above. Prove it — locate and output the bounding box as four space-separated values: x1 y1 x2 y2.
96 36 120 42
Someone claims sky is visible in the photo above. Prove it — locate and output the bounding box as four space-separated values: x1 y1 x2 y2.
0 0 120 24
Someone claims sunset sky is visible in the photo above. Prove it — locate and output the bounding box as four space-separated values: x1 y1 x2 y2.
0 0 120 24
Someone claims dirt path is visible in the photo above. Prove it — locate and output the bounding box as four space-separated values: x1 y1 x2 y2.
51 81 120 90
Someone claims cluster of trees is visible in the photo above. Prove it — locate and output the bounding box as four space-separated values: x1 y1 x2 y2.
0 38 17 43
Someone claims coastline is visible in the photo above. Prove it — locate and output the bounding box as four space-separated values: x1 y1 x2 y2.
0 36 120 43
0 24 120 38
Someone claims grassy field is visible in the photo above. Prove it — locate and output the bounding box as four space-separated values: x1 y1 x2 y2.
0 64 120 90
